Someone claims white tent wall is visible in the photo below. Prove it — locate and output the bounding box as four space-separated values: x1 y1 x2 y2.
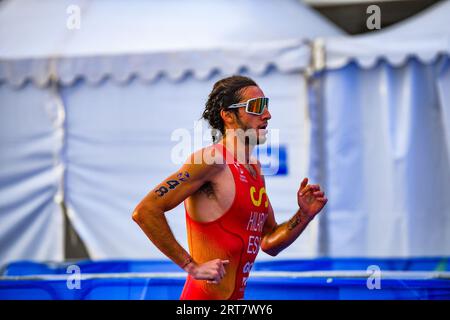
0 83 64 264
61 70 316 260
437 59 450 166
310 58 450 257
310 0 450 257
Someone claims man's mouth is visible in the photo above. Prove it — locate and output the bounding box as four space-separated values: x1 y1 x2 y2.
258 124 268 130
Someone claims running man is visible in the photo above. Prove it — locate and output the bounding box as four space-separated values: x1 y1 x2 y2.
132 75 327 299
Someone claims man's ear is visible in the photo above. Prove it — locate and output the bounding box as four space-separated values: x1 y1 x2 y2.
220 109 236 127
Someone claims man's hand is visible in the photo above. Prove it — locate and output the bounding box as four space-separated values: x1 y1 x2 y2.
297 178 328 220
185 259 229 284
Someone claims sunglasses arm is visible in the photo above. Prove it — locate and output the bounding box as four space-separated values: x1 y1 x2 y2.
227 103 247 109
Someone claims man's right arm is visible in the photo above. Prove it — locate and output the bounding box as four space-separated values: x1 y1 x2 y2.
132 150 228 283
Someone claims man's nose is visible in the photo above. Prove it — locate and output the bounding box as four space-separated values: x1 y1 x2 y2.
262 108 271 120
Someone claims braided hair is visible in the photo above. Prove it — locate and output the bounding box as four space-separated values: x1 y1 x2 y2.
202 75 257 142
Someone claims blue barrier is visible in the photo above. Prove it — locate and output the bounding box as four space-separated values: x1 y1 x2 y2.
1 259 449 300
3 258 449 276
1 277 450 300
1 260 180 276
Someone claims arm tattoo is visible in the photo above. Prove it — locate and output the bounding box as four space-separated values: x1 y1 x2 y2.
287 214 301 231
155 186 169 197
155 171 190 197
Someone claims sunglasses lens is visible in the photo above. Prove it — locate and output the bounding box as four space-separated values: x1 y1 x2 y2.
247 98 268 114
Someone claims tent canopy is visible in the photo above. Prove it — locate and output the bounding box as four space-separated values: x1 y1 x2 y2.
0 0 343 86
322 0 450 69
375 0 450 37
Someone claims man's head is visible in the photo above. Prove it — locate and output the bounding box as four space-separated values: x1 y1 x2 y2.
202 75 271 145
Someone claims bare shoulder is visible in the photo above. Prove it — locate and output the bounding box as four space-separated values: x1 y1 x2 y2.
183 145 226 180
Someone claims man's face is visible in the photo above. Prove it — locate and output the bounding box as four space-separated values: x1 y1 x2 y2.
228 85 272 145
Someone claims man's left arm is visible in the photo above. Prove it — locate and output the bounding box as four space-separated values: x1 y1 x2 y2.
261 177 327 256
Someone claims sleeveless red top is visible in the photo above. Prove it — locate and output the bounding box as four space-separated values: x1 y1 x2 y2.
180 143 269 300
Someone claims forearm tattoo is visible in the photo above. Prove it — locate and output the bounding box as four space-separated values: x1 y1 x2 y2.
287 214 301 231
154 171 190 197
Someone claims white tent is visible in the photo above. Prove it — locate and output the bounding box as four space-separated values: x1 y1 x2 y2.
324 0 450 69
0 0 340 85
309 0 450 257
0 0 343 266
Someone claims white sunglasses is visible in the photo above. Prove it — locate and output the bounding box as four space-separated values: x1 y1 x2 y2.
227 97 269 115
